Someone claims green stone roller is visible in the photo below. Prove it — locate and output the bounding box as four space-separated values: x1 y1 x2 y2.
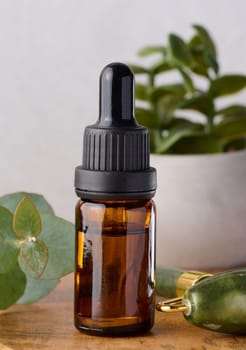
156 269 246 335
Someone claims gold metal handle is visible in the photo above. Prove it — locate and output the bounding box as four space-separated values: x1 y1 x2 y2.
156 297 189 313
156 270 213 314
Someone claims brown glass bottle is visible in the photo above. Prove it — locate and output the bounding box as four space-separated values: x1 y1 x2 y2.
75 198 156 336
74 63 157 336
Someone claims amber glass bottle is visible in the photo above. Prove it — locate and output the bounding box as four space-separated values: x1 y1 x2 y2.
75 199 156 335
74 63 157 336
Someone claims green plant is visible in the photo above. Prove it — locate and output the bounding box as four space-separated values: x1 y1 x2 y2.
130 24 246 154
0 192 74 309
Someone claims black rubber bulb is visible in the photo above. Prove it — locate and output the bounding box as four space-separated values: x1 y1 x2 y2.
98 62 137 127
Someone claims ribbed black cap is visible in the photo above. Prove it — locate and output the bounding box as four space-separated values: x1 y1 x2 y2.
75 63 157 200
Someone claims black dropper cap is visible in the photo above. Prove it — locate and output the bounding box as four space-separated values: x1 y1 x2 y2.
74 63 157 200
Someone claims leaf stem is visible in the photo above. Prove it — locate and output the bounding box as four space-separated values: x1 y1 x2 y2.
206 117 213 134
148 73 155 87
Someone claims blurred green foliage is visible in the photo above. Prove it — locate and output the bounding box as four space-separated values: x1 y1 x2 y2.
130 24 246 154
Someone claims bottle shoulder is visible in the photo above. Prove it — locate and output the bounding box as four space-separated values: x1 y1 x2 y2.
76 198 156 233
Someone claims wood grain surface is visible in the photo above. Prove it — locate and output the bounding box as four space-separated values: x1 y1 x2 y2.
0 274 246 350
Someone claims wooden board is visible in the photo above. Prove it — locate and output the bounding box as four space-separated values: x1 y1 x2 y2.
0 274 246 350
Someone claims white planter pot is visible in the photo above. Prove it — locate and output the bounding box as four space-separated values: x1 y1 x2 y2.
151 151 246 270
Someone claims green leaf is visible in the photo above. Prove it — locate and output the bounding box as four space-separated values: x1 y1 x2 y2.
149 129 162 153
149 84 185 102
167 34 192 67
17 277 59 304
213 115 246 143
21 239 48 277
38 214 75 280
178 94 214 117
189 47 209 78
216 105 246 118
204 52 219 75
192 24 217 57
168 117 204 129
171 134 222 154
189 27 219 76
150 60 172 75
137 45 166 57
188 35 204 52
0 207 20 274
223 138 246 152
156 95 183 124
209 75 246 97
129 64 148 74
135 83 148 100
0 192 55 215
13 197 42 239
0 262 26 309
156 126 202 153
135 107 160 128
177 67 195 93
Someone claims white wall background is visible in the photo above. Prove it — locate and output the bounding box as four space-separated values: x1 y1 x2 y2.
0 0 246 221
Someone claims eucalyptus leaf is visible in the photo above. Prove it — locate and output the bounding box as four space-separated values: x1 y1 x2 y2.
209 75 246 97
0 193 73 308
17 277 59 304
135 107 160 128
167 34 192 67
13 197 42 239
0 206 20 274
21 239 48 277
0 192 54 215
38 214 74 280
138 45 166 57
18 252 40 279
0 262 26 309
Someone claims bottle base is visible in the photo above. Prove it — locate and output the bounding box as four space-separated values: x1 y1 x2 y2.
74 317 154 337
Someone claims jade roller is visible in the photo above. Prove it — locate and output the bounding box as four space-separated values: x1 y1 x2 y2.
156 268 246 335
